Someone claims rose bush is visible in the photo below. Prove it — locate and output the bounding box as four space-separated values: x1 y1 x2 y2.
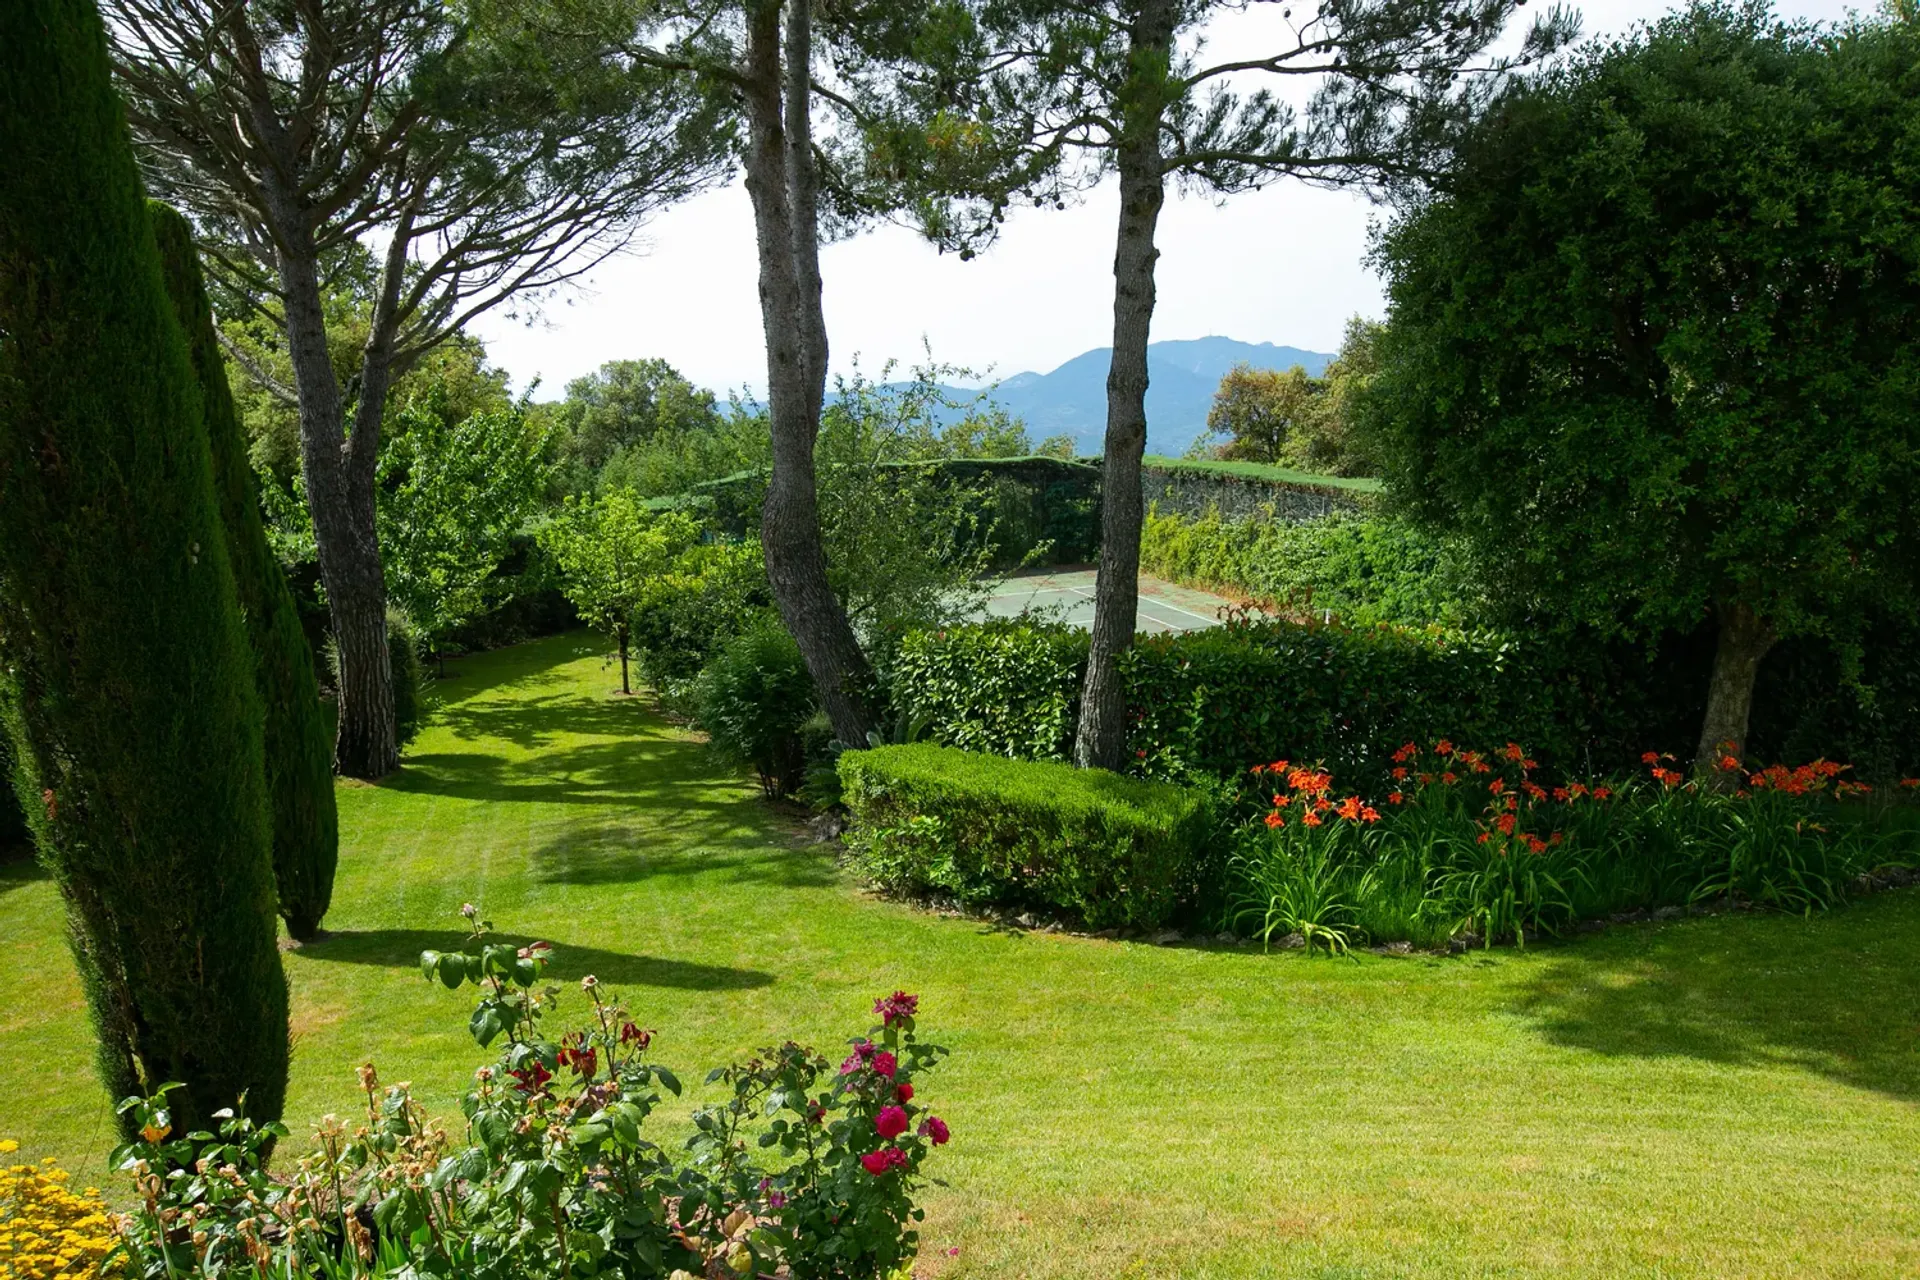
106 909 951 1280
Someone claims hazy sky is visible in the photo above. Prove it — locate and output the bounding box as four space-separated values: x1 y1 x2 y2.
471 0 1866 400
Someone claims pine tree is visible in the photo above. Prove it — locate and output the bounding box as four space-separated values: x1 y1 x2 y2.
148 202 340 941
0 0 289 1135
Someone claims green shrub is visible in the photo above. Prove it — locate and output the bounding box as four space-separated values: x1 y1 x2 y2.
0 0 287 1137
696 619 818 797
893 615 1624 784
389 609 426 752
630 539 771 690
887 620 1087 762
839 744 1215 929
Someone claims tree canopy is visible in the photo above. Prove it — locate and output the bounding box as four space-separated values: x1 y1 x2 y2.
1368 0 1920 771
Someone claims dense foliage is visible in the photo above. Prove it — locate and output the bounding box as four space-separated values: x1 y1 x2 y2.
841 744 1216 929
108 912 952 1280
0 0 287 1135
696 619 822 798
378 390 551 660
1140 505 1484 627
1193 319 1385 477
1369 2 1920 769
150 201 340 941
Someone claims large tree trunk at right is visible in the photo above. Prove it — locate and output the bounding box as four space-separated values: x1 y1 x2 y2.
1074 3 1173 771
1694 597 1776 784
739 0 876 746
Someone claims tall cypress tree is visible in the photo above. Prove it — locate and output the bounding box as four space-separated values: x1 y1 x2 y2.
0 0 289 1134
149 202 340 941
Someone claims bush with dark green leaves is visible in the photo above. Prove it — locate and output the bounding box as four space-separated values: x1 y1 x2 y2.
389 609 427 752
891 615 1634 785
150 201 340 941
840 744 1215 929
0 0 287 1135
695 619 819 797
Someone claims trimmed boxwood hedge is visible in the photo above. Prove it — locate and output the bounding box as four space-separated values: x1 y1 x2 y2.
839 743 1214 929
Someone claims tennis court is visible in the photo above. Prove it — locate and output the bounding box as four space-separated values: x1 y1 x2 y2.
975 567 1239 634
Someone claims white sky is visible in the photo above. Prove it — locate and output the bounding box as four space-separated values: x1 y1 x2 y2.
472 0 1868 400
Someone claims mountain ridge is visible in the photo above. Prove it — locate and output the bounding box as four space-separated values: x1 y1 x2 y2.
951 335 1333 455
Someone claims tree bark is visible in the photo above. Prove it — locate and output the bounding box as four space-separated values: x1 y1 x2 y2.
278 246 398 778
1074 1 1174 770
740 0 876 746
618 623 632 695
1694 597 1776 784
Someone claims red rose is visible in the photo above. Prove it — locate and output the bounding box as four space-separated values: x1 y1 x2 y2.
871 1050 897 1078
860 1147 909 1176
895 1082 914 1102
918 1116 950 1145
875 1105 909 1139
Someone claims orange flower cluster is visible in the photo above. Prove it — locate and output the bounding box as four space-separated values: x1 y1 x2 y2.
1253 759 1378 830
1747 758 1868 798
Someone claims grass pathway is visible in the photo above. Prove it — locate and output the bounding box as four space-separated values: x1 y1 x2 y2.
3 632 1918 1277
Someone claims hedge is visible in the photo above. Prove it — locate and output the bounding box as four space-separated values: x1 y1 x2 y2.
0 0 288 1137
840 744 1214 929
890 616 1686 786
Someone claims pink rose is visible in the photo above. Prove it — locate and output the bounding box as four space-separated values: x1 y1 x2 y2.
918 1116 949 1145
871 1051 897 1078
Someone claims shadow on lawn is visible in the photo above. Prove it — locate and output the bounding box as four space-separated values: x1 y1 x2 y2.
298 929 774 991
1517 891 1920 1101
526 820 836 889
0 851 47 898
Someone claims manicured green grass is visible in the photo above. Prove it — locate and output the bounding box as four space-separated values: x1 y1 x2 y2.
1143 454 1386 494
4 631 1919 1277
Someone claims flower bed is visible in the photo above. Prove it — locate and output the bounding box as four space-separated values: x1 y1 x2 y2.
107 911 952 1280
1225 741 1917 952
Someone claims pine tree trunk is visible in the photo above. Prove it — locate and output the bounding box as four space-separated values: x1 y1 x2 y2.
1694 598 1776 784
1075 3 1173 770
259 162 398 779
150 203 340 940
740 0 876 746
0 0 288 1137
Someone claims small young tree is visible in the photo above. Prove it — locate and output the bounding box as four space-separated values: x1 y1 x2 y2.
873 0 1577 769
0 0 288 1134
379 392 552 667
108 0 731 777
150 202 340 941
539 493 706 695
1368 3 1920 776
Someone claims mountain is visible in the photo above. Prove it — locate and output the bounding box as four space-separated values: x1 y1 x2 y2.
967 337 1334 456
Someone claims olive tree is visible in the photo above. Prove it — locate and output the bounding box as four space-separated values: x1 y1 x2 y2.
1368 2 1920 775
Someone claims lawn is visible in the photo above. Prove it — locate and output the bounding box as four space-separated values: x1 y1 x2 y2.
3 631 1919 1278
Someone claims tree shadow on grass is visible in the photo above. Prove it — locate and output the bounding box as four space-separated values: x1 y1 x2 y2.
1515 891 1920 1101
298 929 774 991
526 820 837 890
0 850 48 898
